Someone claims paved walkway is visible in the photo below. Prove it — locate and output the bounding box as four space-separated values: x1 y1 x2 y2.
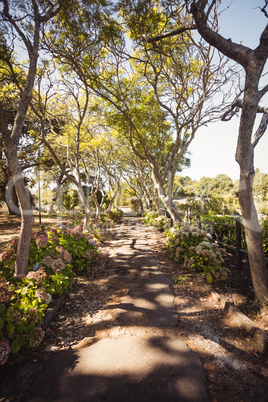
18 216 208 401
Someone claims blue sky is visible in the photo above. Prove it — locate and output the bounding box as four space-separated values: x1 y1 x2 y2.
181 0 268 182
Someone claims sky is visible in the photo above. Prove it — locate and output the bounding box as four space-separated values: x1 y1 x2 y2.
181 0 268 182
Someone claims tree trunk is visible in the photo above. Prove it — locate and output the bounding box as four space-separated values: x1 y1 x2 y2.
76 183 92 231
152 195 162 216
238 173 268 303
95 205 102 225
151 165 182 222
91 190 102 225
47 202 54 215
106 186 120 212
6 176 20 215
235 71 268 304
5 145 33 276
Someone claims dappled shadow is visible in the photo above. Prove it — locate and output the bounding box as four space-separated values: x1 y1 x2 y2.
1 348 79 401
20 335 208 402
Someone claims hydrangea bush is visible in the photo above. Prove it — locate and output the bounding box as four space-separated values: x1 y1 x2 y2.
0 222 100 365
165 224 228 284
142 210 159 226
101 209 124 225
143 210 171 230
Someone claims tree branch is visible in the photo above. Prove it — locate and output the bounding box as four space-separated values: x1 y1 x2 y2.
190 0 254 69
221 99 267 121
251 109 268 148
144 25 196 43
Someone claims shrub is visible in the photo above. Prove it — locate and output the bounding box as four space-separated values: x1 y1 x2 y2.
128 198 140 212
143 210 159 226
201 214 247 249
165 224 228 284
101 209 124 224
143 210 171 230
0 222 100 364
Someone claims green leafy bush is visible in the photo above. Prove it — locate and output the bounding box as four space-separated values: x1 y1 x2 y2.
201 214 247 249
101 209 124 224
0 222 100 364
143 210 171 230
143 210 158 226
165 224 228 284
261 217 268 257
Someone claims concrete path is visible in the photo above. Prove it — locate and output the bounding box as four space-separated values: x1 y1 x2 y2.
18 216 209 401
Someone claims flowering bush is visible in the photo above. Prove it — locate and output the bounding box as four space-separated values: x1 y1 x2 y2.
143 210 159 226
54 226 99 273
143 210 171 230
101 209 124 224
0 275 47 360
151 216 171 230
0 221 100 364
165 224 228 284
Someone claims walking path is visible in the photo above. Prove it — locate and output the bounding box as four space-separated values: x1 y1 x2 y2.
13 216 208 401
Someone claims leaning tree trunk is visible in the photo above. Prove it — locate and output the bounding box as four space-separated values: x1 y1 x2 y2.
151 165 182 222
236 72 268 305
152 194 162 216
5 145 33 276
238 173 268 304
91 190 102 225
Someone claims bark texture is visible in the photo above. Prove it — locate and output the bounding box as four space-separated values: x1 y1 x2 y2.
190 0 268 303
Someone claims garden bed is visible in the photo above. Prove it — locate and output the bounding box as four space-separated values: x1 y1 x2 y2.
0 215 268 402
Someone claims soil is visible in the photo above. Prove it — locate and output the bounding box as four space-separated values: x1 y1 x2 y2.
0 214 268 402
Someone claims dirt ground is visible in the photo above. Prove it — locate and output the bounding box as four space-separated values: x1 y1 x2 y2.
0 215 268 401
0 214 63 243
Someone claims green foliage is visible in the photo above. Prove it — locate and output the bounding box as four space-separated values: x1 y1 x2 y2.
0 276 47 357
128 198 141 212
165 225 228 283
143 210 158 225
143 210 171 230
0 222 100 363
101 209 124 224
173 275 190 286
261 217 268 256
198 175 234 198
61 188 80 212
200 214 247 250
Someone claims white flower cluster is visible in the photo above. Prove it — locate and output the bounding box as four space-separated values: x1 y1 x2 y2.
174 225 207 243
169 224 227 281
151 216 171 230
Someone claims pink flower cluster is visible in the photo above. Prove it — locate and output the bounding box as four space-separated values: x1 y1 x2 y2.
49 235 59 244
43 255 66 272
35 233 48 248
74 225 83 233
0 339 11 365
27 267 47 284
35 286 49 302
51 258 65 272
88 239 95 247
0 278 13 304
56 246 72 263
0 248 15 262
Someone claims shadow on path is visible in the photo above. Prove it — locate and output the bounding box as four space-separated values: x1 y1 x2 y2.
3 215 209 402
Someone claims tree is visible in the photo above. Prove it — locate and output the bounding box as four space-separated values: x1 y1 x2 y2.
42 2 228 220
0 0 62 276
190 0 268 305
146 0 268 303
36 75 94 230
